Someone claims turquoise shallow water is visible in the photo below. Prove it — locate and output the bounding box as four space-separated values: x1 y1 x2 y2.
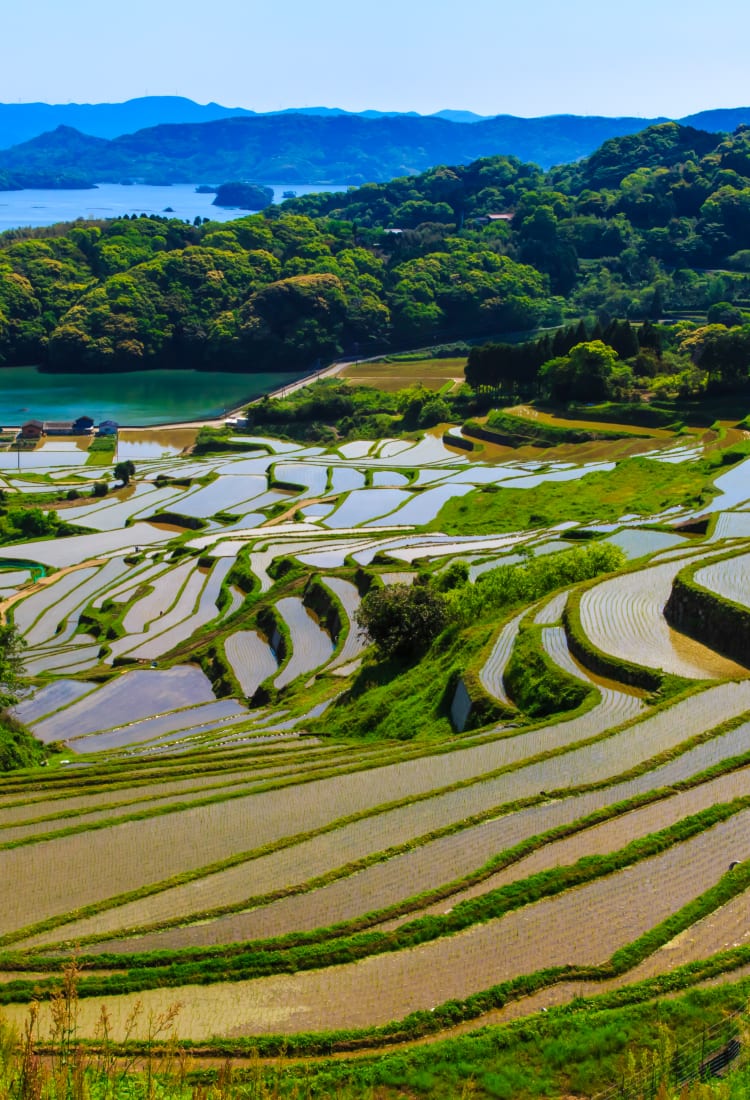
0 366 306 426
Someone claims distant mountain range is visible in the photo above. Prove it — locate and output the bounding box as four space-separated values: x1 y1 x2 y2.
1 97 750 189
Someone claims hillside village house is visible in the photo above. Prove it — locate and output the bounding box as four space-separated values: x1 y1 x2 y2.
20 419 44 440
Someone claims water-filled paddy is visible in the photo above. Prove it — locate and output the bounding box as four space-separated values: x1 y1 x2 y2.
6 419 750 1048
323 488 411 527
31 666 216 741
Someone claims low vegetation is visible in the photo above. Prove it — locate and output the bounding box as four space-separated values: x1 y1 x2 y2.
430 453 726 534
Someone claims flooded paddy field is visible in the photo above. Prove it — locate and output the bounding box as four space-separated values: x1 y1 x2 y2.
3 419 750 1047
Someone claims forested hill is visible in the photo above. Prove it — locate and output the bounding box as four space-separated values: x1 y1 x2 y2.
0 113 658 189
6 103 750 189
2 121 750 378
6 96 750 192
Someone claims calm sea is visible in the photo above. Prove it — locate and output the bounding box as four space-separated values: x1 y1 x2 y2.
0 182 345 232
0 183 344 423
0 366 307 427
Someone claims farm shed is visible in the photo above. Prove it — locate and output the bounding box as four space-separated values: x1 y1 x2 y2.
20 419 44 440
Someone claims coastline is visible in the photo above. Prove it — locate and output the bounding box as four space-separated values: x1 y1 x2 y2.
0 359 355 435
173 357 352 429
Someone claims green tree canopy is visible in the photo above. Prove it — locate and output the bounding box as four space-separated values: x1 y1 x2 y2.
0 621 25 710
539 340 634 403
114 459 135 485
355 583 449 661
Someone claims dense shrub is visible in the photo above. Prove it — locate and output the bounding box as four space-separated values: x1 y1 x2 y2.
355 582 449 660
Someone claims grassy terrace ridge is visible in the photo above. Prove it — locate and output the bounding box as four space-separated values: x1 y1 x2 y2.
562 568 691 696
319 543 625 739
14 740 750 965
3 797 750 1010
504 616 594 718
665 542 750 666
4 979 749 1100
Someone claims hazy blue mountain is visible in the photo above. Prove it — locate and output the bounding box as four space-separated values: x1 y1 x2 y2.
680 107 750 131
0 111 669 189
432 109 488 123
2 98 749 191
0 97 258 149
0 99 438 150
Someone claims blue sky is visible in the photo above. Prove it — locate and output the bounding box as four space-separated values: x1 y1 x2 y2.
4 0 749 118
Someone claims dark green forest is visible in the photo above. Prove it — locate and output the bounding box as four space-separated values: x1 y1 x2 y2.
3 121 750 380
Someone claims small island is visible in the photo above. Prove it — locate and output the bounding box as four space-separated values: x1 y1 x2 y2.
211 180 274 209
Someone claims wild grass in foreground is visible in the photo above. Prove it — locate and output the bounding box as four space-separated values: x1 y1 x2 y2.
2 963 750 1098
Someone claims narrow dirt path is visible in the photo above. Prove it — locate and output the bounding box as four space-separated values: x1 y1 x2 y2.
0 558 105 623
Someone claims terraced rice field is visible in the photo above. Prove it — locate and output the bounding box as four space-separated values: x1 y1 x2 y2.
6 426 750 1054
274 597 334 687
10 810 750 1039
320 575 364 667
578 558 749 679
323 488 411 528
178 476 269 517
479 611 524 705
542 625 645 725
225 630 278 695
695 549 750 607
31 666 217 742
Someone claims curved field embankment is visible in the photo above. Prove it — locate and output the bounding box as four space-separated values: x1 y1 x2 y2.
665 548 750 670
224 631 278 697
577 557 747 681
320 576 365 668
7 808 750 1040
80 761 750 956
541 625 644 726
534 590 568 624
274 597 334 688
694 551 750 608
8 681 750 951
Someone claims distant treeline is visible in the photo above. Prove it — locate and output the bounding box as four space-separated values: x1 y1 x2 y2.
466 314 750 402
466 319 645 393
